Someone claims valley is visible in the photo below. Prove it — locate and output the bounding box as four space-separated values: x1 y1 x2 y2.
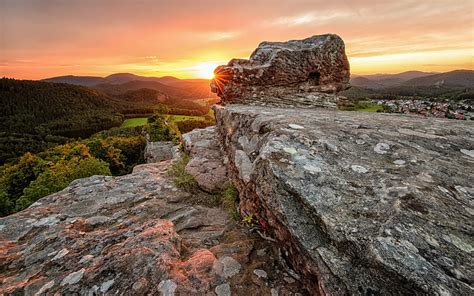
0 75 218 217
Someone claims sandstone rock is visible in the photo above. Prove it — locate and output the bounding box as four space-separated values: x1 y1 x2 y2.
183 127 228 193
0 162 214 294
145 141 177 163
0 159 305 295
211 34 350 108
214 104 474 295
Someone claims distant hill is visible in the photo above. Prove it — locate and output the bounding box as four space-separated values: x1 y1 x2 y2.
43 73 166 86
43 73 212 92
0 78 159 163
355 71 436 81
350 71 437 89
41 75 105 87
94 80 192 98
349 77 383 89
43 73 217 104
344 70 474 102
402 70 474 87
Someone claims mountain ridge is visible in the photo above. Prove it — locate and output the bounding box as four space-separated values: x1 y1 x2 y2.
350 69 474 89
42 73 211 87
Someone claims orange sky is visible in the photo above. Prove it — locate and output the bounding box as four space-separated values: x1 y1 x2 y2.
1 0 473 80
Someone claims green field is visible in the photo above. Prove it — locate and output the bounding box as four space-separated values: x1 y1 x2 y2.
121 117 148 128
164 109 214 123
338 100 384 112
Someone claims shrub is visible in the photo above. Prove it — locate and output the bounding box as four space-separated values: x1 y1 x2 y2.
146 113 180 143
16 157 110 211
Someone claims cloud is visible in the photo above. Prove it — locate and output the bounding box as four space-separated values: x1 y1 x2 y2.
271 11 353 27
207 31 241 41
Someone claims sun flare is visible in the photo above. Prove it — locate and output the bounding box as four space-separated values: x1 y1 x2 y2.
194 62 218 79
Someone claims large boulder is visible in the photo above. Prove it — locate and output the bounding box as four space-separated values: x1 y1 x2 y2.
214 104 474 295
211 34 350 108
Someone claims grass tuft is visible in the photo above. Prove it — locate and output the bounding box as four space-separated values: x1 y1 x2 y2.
216 181 240 219
168 153 198 191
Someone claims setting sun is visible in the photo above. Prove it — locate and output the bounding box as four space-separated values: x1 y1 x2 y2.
194 62 218 79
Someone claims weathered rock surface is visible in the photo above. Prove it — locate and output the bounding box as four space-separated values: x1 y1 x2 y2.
211 34 350 108
144 140 177 163
214 104 474 295
0 157 305 295
183 127 228 193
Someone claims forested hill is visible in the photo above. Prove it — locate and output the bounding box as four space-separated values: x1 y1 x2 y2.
0 78 153 163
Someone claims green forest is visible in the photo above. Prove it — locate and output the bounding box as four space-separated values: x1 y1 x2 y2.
0 78 216 216
0 78 213 163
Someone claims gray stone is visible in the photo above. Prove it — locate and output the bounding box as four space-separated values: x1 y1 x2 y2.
374 142 390 154
100 279 114 293
61 268 85 286
288 124 304 130
283 276 295 284
84 215 110 228
213 256 241 278
34 280 55 296
158 279 177 296
215 283 231 296
253 269 268 279
460 149 474 158
350 164 368 173
52 248 69 261
234 150 252 183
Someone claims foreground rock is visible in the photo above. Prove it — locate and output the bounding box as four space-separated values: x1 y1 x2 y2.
183 127 228 193
0 159 306 295
214 104 474 295
211 34 350 108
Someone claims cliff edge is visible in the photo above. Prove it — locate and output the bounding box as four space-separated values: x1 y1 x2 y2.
214 104 473 295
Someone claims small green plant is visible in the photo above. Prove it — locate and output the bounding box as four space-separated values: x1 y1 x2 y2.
168 153 198 191
217 181 240 219
242 213 257 227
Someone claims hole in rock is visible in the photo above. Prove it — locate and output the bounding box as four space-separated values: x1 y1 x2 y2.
308 71 321 84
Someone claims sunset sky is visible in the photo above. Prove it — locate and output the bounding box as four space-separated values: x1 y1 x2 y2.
1 0 473 80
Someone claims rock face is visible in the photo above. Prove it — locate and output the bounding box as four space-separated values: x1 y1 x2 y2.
0 157 306 295
211 34 350 108
214 104 474 295
183 127 228 193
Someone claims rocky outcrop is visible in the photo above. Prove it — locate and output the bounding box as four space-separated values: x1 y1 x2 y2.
183 127 228 193
0 158 306 295
211 34 350 108
214 104 474 295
